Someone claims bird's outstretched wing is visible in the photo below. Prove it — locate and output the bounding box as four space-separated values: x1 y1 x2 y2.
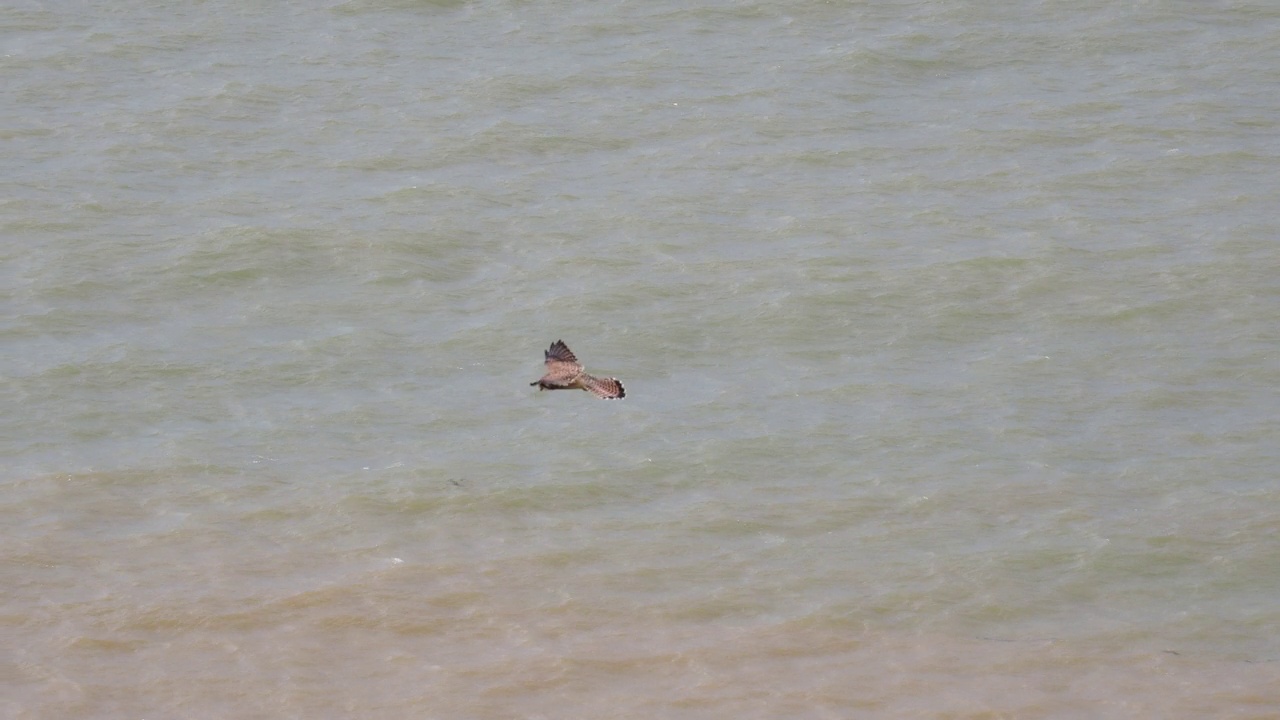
538 340 582 386
545 340 579 366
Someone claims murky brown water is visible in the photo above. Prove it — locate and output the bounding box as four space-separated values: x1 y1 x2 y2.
5 0 1279 717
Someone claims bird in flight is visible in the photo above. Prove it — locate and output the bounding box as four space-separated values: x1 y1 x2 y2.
530 340 625 400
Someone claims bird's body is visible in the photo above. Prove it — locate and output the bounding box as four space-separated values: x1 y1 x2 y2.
530 340 625 399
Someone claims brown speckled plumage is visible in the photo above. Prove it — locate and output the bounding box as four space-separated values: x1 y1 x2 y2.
530 340 625 400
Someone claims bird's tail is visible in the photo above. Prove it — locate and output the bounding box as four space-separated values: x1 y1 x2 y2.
582 375 625 400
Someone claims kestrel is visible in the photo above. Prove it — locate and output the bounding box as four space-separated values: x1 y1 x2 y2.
530 340 625 400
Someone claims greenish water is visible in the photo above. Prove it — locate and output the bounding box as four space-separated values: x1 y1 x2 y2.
3 0 1279 717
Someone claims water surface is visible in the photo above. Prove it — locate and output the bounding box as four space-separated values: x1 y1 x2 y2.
3 0 1279 717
